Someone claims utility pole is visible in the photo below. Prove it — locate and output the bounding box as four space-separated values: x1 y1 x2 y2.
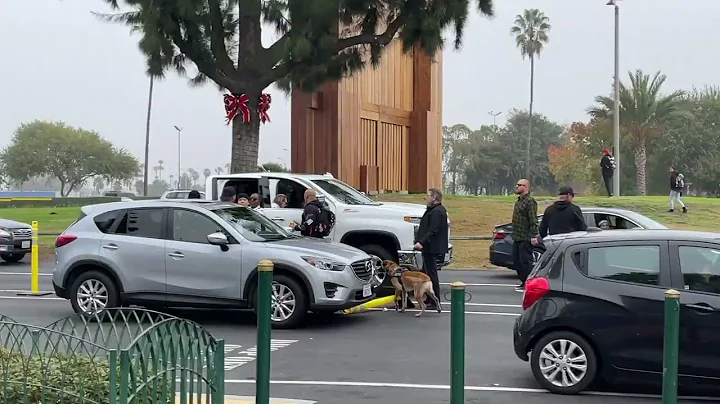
488 111 502 126
174 126 183 189
143 76 154 196
608 0 621 196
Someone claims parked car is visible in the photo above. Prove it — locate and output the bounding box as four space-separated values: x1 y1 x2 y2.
51 200 375 329
161 189 206 200
204 172 453 293
489 207 668 269
513 229 720 395
0 219 33 262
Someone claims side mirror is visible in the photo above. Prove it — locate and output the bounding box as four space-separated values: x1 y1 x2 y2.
207 232 229 245
284 226 294 233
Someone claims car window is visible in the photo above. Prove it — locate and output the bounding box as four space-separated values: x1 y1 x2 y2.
172 209 222 244
678 246 720 295
115 209 164 239
166 192 178 199
93 210 121 234
274 178 307 209
213 206 291 242
587 245 660 286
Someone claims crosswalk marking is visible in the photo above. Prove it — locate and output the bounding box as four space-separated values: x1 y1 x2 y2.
223 339 299 370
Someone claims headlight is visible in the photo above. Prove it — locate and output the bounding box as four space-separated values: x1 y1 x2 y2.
404 216 421 225
301 256 346 271
0 228 11 238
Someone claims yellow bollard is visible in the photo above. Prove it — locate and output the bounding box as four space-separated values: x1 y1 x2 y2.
31 221 39 293
341 295 397 315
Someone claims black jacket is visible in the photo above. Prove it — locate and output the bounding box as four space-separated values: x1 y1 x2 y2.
294 200 323 238
539 201 587 238
415 203 449 255
670 172 682 192
600 154 614 176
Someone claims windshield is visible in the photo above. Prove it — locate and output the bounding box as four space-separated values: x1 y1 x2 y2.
311 179 378 205
622 211 668 229
212 207 291 242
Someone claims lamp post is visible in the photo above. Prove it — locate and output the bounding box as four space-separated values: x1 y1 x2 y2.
173 125 182 189
608 0 621 196
488 111 502 127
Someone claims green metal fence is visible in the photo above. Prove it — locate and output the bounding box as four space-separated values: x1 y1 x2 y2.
0 308 224 404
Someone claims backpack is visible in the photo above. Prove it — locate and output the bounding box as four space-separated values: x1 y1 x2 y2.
315 204 336 237
677 177 685 190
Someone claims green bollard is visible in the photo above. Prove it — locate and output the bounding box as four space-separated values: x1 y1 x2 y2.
256 260 274 404
450 281 466 404
662 289 680 404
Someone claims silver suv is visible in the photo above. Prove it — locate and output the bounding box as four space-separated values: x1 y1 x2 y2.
51 200 375 328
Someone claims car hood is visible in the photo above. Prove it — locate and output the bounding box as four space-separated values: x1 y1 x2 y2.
0 219 31 229
264 237 370 263
373 202 426 217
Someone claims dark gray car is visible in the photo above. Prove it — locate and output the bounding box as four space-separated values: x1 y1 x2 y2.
0 219 33 262
489 207 668 270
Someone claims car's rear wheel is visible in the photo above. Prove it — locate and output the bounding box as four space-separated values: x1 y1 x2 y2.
69 270 120 315
0 253 25 263
530 331 597 395
252 274 308 329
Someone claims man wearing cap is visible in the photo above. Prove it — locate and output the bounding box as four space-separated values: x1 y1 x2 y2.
539 186 587 239
599 148 616 197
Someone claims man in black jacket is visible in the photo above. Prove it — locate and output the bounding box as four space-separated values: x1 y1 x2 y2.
291 189 325 238
539 186 587 238
415 188 448 309
600 148 615 197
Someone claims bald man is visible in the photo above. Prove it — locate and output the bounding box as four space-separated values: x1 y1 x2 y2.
291 189 324 238
511 178 539 292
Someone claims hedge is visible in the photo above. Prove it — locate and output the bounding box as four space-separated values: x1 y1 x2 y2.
0 347 171 404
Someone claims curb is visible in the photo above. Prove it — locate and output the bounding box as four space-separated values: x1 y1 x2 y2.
175 395 316 404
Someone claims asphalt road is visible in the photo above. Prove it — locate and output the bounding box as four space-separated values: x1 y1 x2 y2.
0 261 716 403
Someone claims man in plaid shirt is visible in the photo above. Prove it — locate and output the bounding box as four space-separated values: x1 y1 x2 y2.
512 178 539 292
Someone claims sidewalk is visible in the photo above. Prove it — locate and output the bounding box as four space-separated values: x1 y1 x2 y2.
175 396 315 404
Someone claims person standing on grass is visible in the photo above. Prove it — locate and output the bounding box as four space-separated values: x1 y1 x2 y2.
512 179 538 293
600 148 615 197
669 167 687 213
414 188 448 310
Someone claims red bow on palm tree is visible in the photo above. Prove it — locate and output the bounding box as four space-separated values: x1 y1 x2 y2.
224 94 250 125
258 93 272 124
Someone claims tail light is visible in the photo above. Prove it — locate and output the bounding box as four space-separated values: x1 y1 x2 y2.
522 277 550 310
55 235 77 248
493 230 507 240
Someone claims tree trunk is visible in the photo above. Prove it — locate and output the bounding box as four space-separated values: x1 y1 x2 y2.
526 55 535 180
634 142 648 195
230 91 261 173
143 76 154 196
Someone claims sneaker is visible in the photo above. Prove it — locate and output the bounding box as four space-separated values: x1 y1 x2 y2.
668 209 674 213
515 283 525 293
683 206 687 213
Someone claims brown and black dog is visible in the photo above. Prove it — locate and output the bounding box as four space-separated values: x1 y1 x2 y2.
383 260 442 317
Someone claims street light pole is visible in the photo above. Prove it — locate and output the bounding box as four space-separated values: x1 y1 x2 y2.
488 111 502 126
609 0 621 196
174 125 183 189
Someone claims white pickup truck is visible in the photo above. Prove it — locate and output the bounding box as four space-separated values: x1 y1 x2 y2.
204 172 452 282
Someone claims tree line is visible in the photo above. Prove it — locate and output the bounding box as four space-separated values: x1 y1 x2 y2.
444 72 720 196
0 121 287 197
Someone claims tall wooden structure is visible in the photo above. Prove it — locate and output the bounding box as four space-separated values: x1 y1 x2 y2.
290 41 443 193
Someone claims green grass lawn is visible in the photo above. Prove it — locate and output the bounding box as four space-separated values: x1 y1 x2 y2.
2 195 718 266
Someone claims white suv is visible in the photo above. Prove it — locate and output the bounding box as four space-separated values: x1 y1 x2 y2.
205 172 452 288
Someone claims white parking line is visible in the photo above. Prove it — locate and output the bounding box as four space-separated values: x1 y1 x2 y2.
367 308 520 317
222 379 720 401
440 282 516 287
0 272 53 276
0 289 55 294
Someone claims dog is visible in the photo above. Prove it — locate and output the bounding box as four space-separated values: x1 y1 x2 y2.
383 260 441 317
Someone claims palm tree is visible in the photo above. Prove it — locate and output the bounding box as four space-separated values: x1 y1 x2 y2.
157 160 164 181
511 9 551 178
588 69 690 195
203 168 212 183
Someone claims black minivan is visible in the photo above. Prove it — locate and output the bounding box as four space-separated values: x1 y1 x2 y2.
513 229 720 395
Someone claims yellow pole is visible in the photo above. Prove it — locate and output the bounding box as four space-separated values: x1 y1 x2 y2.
31 221 39 294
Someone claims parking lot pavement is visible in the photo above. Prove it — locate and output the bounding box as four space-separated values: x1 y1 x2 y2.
0 268 717 403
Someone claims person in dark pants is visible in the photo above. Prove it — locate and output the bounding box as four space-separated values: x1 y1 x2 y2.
512 179 538 293
539 186 587 238
414 188 448 310
600 148 615 197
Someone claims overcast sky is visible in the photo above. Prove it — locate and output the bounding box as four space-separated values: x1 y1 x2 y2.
2 0 717 176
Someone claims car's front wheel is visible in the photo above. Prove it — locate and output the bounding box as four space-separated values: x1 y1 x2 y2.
530 331 598 395
69 270 120 315
253 274 308 329
0 253 25 263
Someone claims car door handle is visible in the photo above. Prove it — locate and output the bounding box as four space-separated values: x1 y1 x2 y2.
687 303 715 312
271 217 284 221
102 244 118 250
167 252 185 258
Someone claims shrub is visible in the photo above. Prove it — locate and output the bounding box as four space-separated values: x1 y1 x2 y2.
0 347 172 404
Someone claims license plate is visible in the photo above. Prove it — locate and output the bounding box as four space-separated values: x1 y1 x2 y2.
362 284 372 298
21 241 30 249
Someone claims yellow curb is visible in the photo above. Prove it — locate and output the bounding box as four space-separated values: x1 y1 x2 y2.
175 395 314 403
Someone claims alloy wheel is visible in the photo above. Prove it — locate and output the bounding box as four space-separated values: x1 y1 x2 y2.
76 279 109 314
270 281 297 322
538 338 588 387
